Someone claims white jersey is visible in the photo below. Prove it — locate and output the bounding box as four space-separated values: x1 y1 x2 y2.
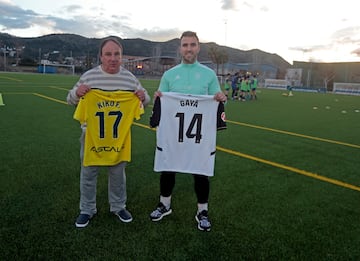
151 92 226 176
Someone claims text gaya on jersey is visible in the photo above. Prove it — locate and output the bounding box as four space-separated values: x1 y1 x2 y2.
179 99 198 107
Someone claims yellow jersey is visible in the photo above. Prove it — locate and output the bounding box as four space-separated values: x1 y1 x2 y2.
74 89 144 166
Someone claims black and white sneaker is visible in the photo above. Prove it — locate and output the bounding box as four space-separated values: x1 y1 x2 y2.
150 202 172 221
114 208 133 223
195 210 211 231
75 214 92 228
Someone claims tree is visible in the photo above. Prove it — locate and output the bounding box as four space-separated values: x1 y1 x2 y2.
208 44 229 75
18 57 37 66
318 64 335 91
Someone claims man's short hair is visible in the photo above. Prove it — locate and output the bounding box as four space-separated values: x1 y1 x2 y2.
99 37 123 56
180 31 199 42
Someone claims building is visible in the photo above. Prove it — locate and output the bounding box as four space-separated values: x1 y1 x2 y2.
292 61 360 90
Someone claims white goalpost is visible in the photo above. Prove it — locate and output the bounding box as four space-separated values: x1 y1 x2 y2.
40 60 75 75
333 82 360 96
264 79 288 89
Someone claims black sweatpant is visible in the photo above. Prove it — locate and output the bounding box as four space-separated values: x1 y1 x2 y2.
160 171 209 204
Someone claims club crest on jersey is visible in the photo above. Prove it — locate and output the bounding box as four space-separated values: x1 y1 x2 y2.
221 112 226 122
180 99 198 107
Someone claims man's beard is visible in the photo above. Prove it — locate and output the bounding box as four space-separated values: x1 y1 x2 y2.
183 52 196 64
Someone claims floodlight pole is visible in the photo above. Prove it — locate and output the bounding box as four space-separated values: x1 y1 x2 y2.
3 45 6 72
224 19 227 46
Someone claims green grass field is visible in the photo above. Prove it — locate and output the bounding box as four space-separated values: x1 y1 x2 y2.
1 72 359 260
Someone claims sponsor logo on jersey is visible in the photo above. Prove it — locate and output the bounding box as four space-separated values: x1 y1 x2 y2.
90 146 123 153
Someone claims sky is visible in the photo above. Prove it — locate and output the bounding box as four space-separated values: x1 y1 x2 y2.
1 0 360 64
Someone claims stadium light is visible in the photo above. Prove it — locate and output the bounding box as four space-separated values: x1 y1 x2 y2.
3 45 6 72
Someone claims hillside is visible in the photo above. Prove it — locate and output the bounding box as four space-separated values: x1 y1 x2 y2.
0 33 290 75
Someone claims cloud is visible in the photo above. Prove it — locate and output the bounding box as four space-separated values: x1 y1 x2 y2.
243 1 253 8
0 1 133 39
259 5 269 12
289 44 330 54
0 1 180 42
0 1 38 29
62 5 83 14
119 27 182 42
220 0 237 10
351 48 360 57
220 0 269 12
288 25 360 61
331 26 360 45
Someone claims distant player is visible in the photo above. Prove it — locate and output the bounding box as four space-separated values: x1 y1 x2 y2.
250 74 258 100
224 73 231 98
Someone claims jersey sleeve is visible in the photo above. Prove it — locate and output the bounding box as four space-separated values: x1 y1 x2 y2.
217 102 227 131
73 97 87 124
134 101 145 120
149 96 161 128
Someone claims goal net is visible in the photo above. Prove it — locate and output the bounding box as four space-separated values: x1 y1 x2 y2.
333 82 360 96
264 79 288 89
38 60 75 75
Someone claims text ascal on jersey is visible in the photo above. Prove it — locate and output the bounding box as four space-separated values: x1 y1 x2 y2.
90 145 124 153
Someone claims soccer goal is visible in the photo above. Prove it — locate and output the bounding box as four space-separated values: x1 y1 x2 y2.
264 79 288 90
39 60 75 75
333 82 360 96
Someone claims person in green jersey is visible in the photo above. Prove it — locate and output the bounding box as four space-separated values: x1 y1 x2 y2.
224 73 231 98
245 76 251 100
67 37 150 228
238 76 247 101
149 31 227 231
250 74 258 100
